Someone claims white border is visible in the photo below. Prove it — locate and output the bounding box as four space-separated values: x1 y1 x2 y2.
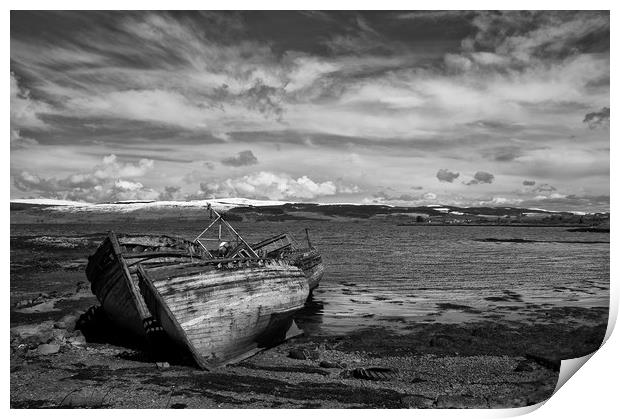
4 2 617 418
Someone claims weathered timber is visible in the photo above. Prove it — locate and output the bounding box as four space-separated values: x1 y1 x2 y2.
85 232 208 338
253 232 325 291
137 260 309 368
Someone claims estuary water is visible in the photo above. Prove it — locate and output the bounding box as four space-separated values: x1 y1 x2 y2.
12 220 610 335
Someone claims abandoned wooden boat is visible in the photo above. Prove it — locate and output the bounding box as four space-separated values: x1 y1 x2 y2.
253 231 324 291
85 204 321 357
85 233 206 338
136 259 308 368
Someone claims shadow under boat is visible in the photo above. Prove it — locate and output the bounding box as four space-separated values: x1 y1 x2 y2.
76 302 305 369
83 205 324 368
293 295 325 337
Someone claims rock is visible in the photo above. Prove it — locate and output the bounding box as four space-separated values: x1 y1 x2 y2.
11 322 56 346
54 313 79 331
156 362 170 369
60 389 110 408
75 281 90 294
37 343 60 355
401 395 435 408
350 367 399 381
525 353 560 371
429 335 452 348
51 328 68 342
67 331 87 347
288 348 320 360
319 360 343 369
435 395 486 409
514 359 536 372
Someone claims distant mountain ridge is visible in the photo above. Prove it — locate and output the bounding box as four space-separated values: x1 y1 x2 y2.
10 197 608 220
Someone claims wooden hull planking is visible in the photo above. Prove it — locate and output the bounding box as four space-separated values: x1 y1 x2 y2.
137 260 309 369
253 233 325 290
85 232 202 338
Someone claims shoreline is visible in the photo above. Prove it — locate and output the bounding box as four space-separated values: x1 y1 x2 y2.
9 229 608 408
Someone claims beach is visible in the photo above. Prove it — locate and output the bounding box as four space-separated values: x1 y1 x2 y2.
10 217 609 408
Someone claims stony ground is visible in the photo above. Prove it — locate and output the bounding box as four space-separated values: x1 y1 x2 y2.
9 234 607 409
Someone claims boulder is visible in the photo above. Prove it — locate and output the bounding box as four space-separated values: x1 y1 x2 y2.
67 331 87 347
54 313 80 331
11 321 55 346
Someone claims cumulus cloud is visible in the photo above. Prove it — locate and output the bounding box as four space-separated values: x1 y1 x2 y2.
371 190 436 203
436 169 460 183
158 185 182 201
221 150 258 167
12 154 156 202
583 107 610 129
197 171 354 200
523 180 536 186
466 171 495 185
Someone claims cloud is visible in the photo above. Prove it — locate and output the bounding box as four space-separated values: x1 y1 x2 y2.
158 185 182 201
12 154 156 202
221 150 258 167
436 169 460 183
533 183 556 193
10 129 39 149
464 11 609 63
371 190 436 203
9 12 610 210
519 194 609 212
10 72 50 130
583 107 610 129
484 146 523 162
197 171 355 200
466 171 495 185
523 180 536 186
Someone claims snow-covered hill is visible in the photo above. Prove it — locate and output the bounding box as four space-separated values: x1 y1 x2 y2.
10 197 293 213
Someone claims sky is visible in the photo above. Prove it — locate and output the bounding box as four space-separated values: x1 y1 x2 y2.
10 11 610 211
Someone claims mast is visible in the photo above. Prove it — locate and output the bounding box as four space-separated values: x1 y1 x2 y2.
194 203 259 258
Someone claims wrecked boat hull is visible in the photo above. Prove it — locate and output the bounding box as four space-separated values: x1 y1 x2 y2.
85 232 203 338
253 233 325 291
137 260 309 368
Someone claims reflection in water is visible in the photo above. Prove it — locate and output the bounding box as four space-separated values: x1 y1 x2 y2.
294 295 325 336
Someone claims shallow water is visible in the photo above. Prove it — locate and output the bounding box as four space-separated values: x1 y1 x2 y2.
12 221 610 335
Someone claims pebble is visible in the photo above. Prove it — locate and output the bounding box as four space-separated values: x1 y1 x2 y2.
514 359 536 372
68 333 87 347
37 343 60 355
435 395 487 409
401 395 435 409
319 360 342 369
288 349 319 360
